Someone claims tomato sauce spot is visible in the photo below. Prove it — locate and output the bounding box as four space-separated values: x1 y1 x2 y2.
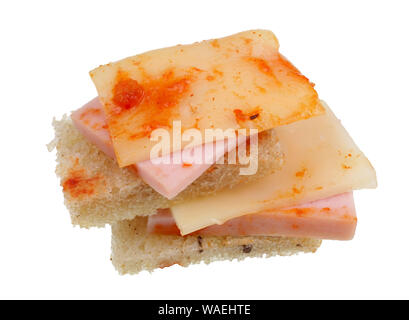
282 207 314 217
245 57 280 86
112 78 144 111
274 54 314 86
292 186 304 194
79 107 101 120
233 109 247 122
213 69 223 77
295 168 307 178
295 208 306 217
62 169 103 199
233 108 261 124
252 57 273 75
109 70 194 139
210 39 220 48
246 54 316 90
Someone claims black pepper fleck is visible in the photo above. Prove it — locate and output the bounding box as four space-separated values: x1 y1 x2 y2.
242 244 253 253
249 113 259 120
197 236 203 253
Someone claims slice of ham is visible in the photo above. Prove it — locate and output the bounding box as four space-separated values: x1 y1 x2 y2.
71 97 115 159
136 135 246 199
147 193 357 240
71 98 245 199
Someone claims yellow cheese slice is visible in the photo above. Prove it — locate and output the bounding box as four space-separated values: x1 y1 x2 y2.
171 102 377 235
90 30 323 166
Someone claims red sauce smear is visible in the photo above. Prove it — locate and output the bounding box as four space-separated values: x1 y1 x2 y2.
109 70 194 139
79 107 102 120
295 168 307 178
246 54 316 89
292 186 304 194
112 78 144 110
112 70 192 114
233 109 247 122
281 207 315 217
275 54 313 85
210 39 220 48
62 169 103 199
233 108 261 124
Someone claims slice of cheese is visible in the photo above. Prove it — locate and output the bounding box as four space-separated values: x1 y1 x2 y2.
90 30 323 166
171 102 377 235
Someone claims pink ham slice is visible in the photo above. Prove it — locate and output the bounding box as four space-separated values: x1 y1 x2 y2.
147 193 357 240
71 98 245 199
136 135 246 199
71 97 115 159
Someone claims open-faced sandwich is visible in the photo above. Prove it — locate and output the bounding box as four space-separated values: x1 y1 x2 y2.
49 30 377 274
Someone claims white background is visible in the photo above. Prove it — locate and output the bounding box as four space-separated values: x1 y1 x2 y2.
0 0 408 300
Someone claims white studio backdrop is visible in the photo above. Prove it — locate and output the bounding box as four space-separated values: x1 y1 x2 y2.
0 0 408 299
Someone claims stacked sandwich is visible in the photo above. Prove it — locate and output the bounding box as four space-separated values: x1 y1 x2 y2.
50 30 377 274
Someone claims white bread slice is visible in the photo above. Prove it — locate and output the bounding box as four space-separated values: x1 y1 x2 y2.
111 216 322 274
48 116 283 227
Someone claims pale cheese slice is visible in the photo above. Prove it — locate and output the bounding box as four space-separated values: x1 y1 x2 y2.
90 30 322 166
171 102 377 235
